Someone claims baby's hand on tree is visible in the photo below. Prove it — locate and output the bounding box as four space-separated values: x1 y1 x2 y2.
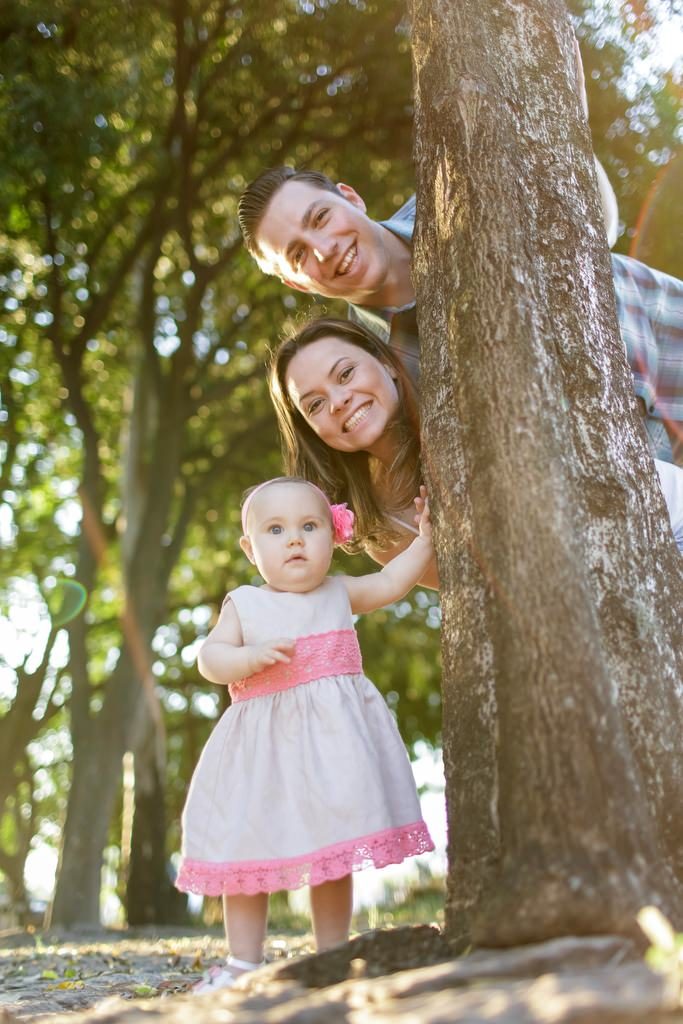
247 638 295 675
414 486 432 541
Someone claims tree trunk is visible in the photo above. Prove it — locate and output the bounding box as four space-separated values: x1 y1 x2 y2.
50 277 186 927
126 718 186 925
50 646 150 927
49 730 127 926
409 0 683 948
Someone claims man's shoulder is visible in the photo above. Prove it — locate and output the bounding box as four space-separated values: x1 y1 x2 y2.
348 302 391 338
380 194 416 237
612 252 683 294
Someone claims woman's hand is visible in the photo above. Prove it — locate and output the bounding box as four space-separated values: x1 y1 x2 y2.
414 485 432 541
572 34 589 120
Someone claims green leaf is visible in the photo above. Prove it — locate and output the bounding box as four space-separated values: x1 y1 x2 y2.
133 984 157 997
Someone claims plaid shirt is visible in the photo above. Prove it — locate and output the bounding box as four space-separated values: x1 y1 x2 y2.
350 198 683 464
612 254 683 462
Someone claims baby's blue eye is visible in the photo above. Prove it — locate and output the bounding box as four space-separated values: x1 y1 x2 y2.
269 525 283 534
303 522 316 531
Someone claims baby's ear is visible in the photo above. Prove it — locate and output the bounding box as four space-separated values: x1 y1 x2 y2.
239 535 256 564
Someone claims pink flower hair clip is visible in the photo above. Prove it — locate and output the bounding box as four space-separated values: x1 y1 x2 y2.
240 478 355 545
330 503 355 545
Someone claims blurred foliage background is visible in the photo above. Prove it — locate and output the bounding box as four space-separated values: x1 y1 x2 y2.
0 0 680 927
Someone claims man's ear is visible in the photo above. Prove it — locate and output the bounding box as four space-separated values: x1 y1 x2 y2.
336 183 366 213
282 275 314 293
239 535 256 564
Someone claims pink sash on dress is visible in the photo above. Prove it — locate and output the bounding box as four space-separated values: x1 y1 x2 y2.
229 628 363 702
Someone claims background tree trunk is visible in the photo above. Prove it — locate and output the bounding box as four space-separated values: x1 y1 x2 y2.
50 655 149 926
409 0 683 948
126 719 188 925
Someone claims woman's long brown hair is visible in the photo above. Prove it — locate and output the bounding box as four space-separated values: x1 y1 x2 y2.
268 317 421 550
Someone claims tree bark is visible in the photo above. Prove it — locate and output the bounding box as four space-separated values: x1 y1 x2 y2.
409 0 683 948
126 719 188 925
49 651 149 927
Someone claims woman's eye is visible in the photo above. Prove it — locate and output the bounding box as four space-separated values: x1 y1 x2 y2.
293 246 305 269
339 365 354 382
307 398 323 416
314 208 328 225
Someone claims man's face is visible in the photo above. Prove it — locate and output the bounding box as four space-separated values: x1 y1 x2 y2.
255 180 395 305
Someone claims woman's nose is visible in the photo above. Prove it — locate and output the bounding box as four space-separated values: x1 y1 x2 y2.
329 388 351 414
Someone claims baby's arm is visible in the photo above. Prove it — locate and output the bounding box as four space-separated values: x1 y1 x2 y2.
198 598 295 686
343 496 434 614
366 534 439 591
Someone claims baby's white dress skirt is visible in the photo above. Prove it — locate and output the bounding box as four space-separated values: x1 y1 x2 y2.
175 576 434 895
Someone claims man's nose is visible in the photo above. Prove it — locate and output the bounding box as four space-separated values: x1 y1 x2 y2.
313 238 336 263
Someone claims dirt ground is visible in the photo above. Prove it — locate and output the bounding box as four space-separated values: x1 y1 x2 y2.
1 926 682 1024
0 927 310 1019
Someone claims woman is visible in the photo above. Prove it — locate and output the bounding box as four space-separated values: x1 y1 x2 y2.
269 317 439 587
269 318 683 573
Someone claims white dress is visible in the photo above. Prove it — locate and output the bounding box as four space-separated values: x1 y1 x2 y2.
175 576 434 896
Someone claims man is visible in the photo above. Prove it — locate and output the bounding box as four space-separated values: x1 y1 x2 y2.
239 163 682 467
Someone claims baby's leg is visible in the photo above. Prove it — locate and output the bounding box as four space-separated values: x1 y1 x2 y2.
310 874 353 951
224 893 269 965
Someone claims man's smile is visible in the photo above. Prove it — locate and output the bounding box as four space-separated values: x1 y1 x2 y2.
336 242 357 277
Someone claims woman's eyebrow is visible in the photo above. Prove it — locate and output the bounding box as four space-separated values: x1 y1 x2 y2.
298 358 347 404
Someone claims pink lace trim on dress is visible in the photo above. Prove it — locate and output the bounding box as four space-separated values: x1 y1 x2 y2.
229 629 363 702
175 821 435 896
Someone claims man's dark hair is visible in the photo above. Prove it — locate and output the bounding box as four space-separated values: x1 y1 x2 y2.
238 168 342 267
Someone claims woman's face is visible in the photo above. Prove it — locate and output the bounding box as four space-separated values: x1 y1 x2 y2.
284 336 400 462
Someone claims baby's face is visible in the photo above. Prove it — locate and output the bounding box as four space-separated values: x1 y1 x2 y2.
240 482 334 592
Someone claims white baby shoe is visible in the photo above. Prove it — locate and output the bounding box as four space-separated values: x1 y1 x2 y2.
191 955 265 995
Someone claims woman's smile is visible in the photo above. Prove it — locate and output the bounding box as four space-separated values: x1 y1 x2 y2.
343 402 372 432
285 336 400 462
